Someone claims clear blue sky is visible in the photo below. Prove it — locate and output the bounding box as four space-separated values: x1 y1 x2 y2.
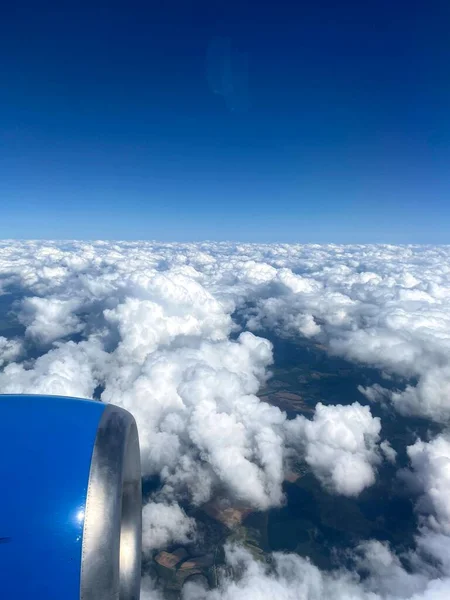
1 0 449 243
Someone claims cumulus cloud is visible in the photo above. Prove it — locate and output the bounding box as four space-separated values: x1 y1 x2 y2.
3 242 449 427
1 241 450 597
0 338 106 398
142 502 196 553
406 435 450 534
181 541 443 600
285 402 382 496
191 434 450 600
391 367 450 423
380 440 397 464
0 336 22 367
182 544 364 600
19 296 84 345
237 246 450 423
104 330 286 510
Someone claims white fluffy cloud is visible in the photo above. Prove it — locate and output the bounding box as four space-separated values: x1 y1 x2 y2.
103 331 286 510
380 440 397 464
235 246 450 423
285 402 382 496
182 464 450 600
19 296 84 345
2 242 450 424
1 241 450 598
407 435 450 534
0 336 22 367
183 544 365 600
142 502 196 553
188 434 450 600
0 338 106 398
181 540 447 600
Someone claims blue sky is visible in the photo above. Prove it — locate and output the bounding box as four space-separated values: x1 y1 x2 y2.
1 0 449 242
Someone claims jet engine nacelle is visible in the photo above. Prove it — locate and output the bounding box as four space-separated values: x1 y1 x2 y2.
0 394 142 599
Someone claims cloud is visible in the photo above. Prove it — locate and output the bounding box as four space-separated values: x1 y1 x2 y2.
406 435 450 534
188 434 450 600
391 367 450 423
0 336 22 367
103 331 286 510
181 467 450 600
0 338 106 398
180 541 450 600
141 576 165 600
285 402 382 496
238 245 450 423
142 502 196 553
1 241 450 597
19 296 84 345
380 440 397 464
182 544 365 600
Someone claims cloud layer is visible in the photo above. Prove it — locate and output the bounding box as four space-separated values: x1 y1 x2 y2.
1 241 450 598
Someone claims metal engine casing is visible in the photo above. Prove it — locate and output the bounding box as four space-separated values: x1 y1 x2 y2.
0 394 142 599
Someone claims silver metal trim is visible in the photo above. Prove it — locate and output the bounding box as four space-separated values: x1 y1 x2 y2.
80 404 142 600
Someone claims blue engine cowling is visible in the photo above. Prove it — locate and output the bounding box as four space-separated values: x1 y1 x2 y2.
0 394 142 599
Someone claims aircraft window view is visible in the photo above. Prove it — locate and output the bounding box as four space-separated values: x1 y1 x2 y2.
1 1 450 599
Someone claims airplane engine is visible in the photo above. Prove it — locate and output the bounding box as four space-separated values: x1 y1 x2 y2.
0 394 142 600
